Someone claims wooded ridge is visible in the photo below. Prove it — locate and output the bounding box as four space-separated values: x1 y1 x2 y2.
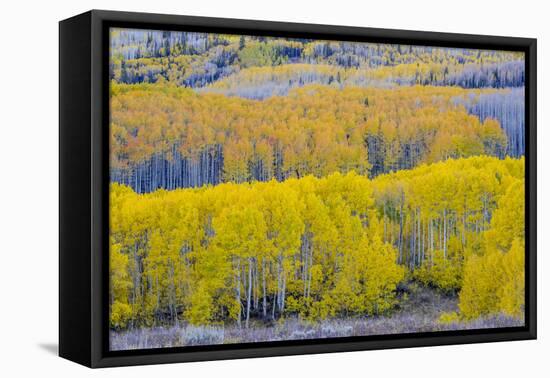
110 84 523 193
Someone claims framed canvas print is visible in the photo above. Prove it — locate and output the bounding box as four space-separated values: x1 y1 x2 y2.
59 10 536 368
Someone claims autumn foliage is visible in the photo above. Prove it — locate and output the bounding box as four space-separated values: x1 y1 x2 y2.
109 29 526 336
111 83 509 190
110 156 524 328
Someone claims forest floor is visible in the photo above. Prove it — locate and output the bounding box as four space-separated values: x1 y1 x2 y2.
109 282 524 350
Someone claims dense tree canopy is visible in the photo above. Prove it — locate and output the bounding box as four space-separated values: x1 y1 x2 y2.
110 156 524 328
111 84 514 193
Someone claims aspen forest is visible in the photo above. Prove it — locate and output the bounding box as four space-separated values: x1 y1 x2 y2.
108 28 526 350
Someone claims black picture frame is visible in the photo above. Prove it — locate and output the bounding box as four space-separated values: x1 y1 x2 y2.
59 9 537 368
